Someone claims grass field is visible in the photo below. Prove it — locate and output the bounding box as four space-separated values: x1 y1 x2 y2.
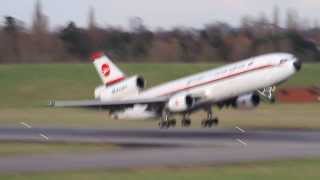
1 158 320 180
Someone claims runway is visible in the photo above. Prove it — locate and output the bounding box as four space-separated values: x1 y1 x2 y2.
1 127 320 172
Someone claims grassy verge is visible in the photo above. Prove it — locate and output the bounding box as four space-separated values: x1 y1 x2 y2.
0 142 117 157
1 158 320 179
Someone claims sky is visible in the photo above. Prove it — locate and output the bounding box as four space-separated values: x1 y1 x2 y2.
1 0 320 30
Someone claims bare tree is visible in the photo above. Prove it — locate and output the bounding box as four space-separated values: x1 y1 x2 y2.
88 6 97 30
273 5 280 27
286 8 300 31
129 17 147 32
32 0 49 34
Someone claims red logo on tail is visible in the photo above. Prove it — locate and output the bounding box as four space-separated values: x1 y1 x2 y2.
101 64 110 77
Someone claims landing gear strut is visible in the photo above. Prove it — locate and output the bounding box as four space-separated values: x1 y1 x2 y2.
258 86 276 103
201 108 219 128
159 110 176 129
181 114 191 128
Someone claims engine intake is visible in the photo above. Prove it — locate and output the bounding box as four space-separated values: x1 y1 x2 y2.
167 93 194 112
233 93 260 109
136 76 145 89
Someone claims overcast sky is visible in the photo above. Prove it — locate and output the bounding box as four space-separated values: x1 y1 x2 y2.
1 0 319 29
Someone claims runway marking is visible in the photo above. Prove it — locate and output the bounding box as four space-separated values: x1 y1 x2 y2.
236 139 247 146
235 126 245 133
40 133 49 140
20 122 32 129
20 122 49 140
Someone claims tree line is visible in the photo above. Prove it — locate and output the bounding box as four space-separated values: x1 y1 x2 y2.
0 2 320 63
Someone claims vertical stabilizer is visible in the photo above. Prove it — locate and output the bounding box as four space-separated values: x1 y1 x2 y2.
91 52 126 86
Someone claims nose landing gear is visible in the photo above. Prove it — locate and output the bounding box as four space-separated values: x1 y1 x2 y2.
159 110 177 129
257 86 276 103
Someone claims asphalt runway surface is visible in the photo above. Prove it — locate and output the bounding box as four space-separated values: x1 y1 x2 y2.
1 127 320 172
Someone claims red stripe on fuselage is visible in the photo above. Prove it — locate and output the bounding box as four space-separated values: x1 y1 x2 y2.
160 64 275 97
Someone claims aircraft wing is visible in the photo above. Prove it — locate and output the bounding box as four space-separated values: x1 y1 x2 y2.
49 97 168 109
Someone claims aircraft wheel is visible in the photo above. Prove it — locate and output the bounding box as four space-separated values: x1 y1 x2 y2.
213 118 219 125
202 118 218 128
159 119 176 129
169 119 177 127
207 120 214 128
159 121 169 129
201 120 208 128
182 118 191 128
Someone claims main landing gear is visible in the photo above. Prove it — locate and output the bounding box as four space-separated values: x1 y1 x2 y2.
181 114 191 128
158 109 219 129
159 111 191 129
158 110 176 129
201 109 219 128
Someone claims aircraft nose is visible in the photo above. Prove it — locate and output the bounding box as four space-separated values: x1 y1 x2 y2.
293 59 302 72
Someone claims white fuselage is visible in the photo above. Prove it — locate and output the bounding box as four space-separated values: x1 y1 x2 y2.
111 53 299 119
138 53 297 101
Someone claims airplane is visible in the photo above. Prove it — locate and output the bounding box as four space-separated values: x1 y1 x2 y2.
50 51 302 128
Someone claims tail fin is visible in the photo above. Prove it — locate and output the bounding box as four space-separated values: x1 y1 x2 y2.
91 52 126 86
